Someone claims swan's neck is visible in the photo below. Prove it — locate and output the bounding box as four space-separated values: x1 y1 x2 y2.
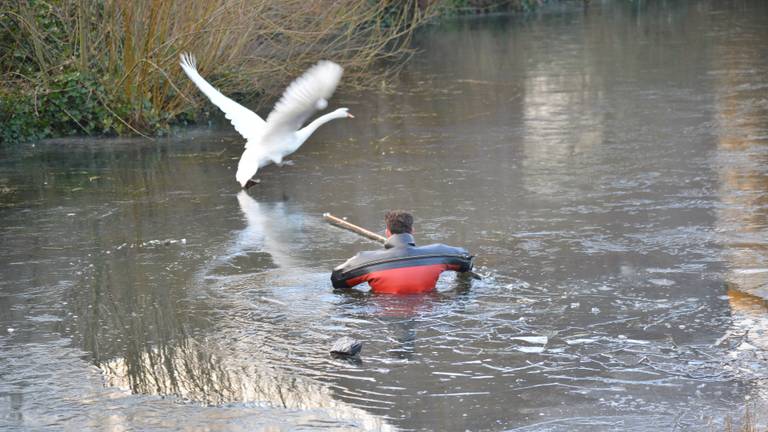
295 111 346 145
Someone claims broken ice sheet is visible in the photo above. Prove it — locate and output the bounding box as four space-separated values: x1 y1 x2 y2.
511 336 548 345
649 278 676 286
566 338 598 345
516 346 546 354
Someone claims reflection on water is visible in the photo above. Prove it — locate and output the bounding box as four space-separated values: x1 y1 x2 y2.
1 0 768 430
339 279 474 361
521 53 605 197
233 191 300 269
200 191 302 279
727 289 768 351
711 22 768 300
90 188 396 429
725 288 768 406
709 10 768 410
99 337 395 431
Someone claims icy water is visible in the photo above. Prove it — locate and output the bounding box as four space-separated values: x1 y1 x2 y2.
2 1 768 430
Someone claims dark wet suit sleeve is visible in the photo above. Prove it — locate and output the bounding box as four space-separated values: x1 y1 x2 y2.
331 254 360 289
331 268 352 289
455 249 474 273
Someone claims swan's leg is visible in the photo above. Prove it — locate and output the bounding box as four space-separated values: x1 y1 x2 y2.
270 155 283 166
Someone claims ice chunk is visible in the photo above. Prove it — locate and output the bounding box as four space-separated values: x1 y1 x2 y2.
511 336 548 345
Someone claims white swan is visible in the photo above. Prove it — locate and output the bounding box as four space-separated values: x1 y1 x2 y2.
179 53 353 188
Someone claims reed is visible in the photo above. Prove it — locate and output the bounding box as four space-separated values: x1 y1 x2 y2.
1 0 435 142
721 404 767 432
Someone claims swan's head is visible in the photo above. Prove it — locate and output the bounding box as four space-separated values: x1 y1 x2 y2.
334 107 354 119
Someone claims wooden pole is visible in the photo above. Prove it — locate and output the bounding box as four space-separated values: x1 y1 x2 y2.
323 213 386 243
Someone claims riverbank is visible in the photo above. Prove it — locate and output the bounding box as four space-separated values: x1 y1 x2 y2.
0 0 545 145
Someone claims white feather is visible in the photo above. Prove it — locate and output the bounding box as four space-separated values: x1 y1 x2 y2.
179 53 265 142
260 61 343 142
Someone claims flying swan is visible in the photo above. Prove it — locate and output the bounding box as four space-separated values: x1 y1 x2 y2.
179 53 352 188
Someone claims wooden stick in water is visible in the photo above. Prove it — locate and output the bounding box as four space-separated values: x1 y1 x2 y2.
323 213 386 243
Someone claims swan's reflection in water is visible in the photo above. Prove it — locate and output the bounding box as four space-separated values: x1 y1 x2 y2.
97 192 395 431
234 190 299 269
201 191 303 279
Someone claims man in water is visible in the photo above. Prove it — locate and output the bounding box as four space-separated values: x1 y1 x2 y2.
331 210 474 294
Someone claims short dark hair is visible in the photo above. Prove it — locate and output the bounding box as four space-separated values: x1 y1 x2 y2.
385 210 413 234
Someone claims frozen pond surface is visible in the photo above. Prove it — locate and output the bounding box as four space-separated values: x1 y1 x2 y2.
1 0 768 430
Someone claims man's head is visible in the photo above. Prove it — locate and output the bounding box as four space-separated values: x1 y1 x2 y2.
384 210 414 237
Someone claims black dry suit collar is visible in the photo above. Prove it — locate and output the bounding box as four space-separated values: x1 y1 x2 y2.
384 233 416 249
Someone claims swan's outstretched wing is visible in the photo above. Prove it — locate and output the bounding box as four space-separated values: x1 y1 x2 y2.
261 61 343 142
180 53 265 142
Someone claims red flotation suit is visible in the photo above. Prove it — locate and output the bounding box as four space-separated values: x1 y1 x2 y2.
331 233 474 294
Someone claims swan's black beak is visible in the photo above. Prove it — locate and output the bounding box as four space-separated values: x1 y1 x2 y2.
244 179 260 189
